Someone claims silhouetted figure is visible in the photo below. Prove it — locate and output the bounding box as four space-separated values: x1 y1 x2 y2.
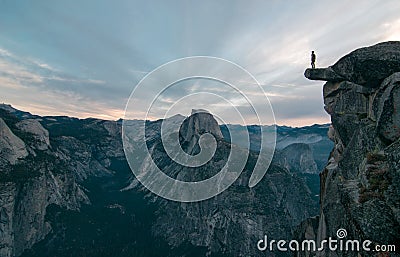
311 51 316 69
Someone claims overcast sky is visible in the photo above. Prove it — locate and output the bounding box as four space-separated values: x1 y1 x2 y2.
1 0 400 126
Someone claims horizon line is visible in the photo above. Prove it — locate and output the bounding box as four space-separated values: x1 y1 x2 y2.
0 102 331 128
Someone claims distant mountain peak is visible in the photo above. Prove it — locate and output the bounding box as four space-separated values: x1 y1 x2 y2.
190 108 209 115
180 110 223 143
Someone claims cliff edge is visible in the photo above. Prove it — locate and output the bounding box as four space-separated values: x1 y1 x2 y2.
300 41 400 256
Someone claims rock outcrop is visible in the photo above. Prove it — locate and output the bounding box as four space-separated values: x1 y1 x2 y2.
127 110 319 257
15 119 50 151
0 118 28 165
372 72 400 143
0 109 125 257
180 109 223 142
300 41 400 256
0 105 324 257
0 116 87 257
305 41 400 88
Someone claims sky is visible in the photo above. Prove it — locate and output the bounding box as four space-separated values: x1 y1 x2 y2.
1 0 400 126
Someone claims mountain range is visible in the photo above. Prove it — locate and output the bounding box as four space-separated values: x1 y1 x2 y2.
0 103 328 257
1 41 399 257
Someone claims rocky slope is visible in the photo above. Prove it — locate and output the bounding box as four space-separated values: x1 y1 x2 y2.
0 107 125 257
0 118 28 165
0 104 324 257
221 123 333 171
130 110 318 257
274 143 318 174
299 41 400 256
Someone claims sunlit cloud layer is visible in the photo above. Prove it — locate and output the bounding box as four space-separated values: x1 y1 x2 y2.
0 0 399 126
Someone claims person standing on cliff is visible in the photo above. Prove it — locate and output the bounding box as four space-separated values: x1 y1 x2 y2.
311 51 316 68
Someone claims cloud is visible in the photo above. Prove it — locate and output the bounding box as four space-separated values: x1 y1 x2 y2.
0 47 123 119
382 18 400 41
0 0 399 126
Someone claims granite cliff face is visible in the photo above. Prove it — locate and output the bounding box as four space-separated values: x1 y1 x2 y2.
275 143 318 174
305 41 400 88
181 109 224 142
0 118 28 165
300 41 400 256
5 40 399 256
0 106 124 257
132 110 318 257
0 105 324 257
